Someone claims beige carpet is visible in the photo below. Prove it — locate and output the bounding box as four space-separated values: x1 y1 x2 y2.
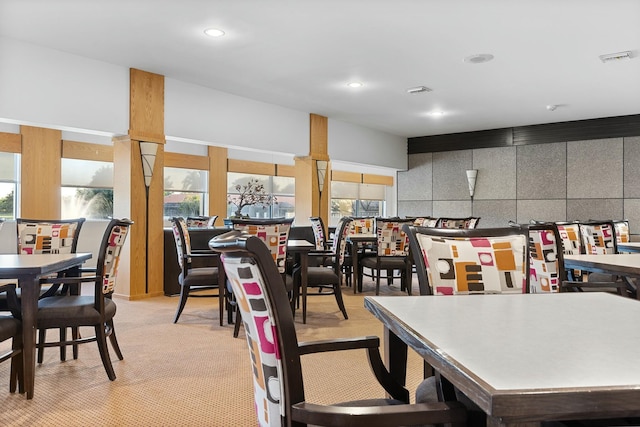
0 279 426 426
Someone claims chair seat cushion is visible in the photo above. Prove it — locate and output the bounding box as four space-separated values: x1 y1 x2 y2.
361 256 409 269
304 266 339 285
180 267 219 287
0 315 20 342
37 296 116 328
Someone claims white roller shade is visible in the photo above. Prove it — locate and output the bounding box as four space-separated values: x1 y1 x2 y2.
164 167 208 192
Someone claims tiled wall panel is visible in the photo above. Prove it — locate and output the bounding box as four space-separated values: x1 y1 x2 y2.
433 200 472 218
567 138 623 199
472 147 516 200
471 200 516 228
517 142 566 199
432 150 472 201
566 199 623 222
398 152 432 201
623 136 640 198
516 200 566 224
397 200 432 217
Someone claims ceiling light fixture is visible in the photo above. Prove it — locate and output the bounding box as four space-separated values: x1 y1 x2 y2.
347 82 363 88
406 86 432 94
546 105 558 111
204 28 226 38
463 53 494 64
599 51 633 63
427 111 445 117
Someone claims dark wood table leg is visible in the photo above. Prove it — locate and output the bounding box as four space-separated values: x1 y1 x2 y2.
300 251 309 324
351 241 359 294
383 326 407 388
20 275 39 399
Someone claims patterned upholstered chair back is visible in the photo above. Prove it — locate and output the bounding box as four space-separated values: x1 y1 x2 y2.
579 221 617 255
375 218 412 257
349 217 375 235
412 217 438 227
171 217 192 270
97 219 132 295
16 218 86 255
614 220 630 244
406 226 528 295
555 222 583 255
333 217 353 269
309 216 327 251
436 217 480 229
231 218 295 273
186 215 217 228
210 232 299 427
526 224 565 293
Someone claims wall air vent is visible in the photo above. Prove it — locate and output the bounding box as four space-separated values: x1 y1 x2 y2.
406 86 432 94
599 51 633 63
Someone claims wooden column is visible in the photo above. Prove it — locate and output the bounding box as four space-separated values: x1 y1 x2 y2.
208 146 228 226
295 113 330 226
113 68 165 299
20 126 62 218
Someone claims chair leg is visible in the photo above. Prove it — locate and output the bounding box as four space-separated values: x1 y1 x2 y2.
173 284 191 323
37 329 46 364
59 327 67 361
218 286 224 327
72 327 80 359
233 310 242 338
95 323 116 381
10 335 23 393
107 320 124 360
333 284 349 320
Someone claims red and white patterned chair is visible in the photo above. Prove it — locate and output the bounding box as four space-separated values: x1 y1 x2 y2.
209 231 467 427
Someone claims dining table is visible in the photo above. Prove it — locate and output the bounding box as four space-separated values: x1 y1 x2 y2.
347 233 377 293
287 239 315 323
365 292 640 426
0 252 92 399
563 253 640 299
617 242 640 253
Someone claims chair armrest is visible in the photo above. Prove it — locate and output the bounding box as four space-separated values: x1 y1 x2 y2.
39 276 99 285
0 283 20 318
291 401 467 427
298 336 379 355
299 336 409 402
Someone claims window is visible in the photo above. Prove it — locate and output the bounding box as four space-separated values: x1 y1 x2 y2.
330 181 385 225
227 172 294 219
0 152 19 219
164 167 207 218
61 158 113 219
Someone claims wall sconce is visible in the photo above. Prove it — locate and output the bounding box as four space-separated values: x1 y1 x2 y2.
316 160 328 196
139 141 159 294
466 169 478 200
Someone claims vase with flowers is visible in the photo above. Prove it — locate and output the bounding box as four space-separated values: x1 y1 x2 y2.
227 178 277 218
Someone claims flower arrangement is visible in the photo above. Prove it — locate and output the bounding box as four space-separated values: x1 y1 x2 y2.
227 178 277 217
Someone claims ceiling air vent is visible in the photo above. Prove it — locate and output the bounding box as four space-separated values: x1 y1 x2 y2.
406 86 432 94
599 51 632 63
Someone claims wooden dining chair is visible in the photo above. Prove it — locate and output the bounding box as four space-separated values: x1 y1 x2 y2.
0 283 23 393
35 218 132 381
405 225 529 295
230 217 295 337
209 231 468 427
294 216 352 323
186 215 218 228
435 217 481 229
359 217 414 295
170 216 226 324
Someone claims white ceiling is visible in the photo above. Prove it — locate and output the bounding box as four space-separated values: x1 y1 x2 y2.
1 0 639 138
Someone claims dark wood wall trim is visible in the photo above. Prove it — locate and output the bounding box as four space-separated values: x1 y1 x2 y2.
408 114 640 154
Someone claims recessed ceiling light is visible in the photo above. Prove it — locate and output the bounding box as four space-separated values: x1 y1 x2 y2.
347 82 363 88
463 53 494 64
599 51 633 63
204 28 225 38
427 111 445 117
546 105 558 111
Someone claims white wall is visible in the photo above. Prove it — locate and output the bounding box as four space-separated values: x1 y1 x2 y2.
0 37 128 135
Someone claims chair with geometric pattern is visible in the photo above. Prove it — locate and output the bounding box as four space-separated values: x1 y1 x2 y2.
35 218 132 381
186 215 218 228
614 220 630 245
360 217 414 295
209 231 467 427
524 223 566 293
405 225 529 295
412 216 439 227
435 217 480 229
230 217 295 337
171 216 225 325
309 216 329 251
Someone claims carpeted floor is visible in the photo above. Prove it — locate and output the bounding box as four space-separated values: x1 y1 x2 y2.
0 278 426 426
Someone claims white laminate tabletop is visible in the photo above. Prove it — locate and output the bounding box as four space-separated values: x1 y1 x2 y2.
366 293 640 391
